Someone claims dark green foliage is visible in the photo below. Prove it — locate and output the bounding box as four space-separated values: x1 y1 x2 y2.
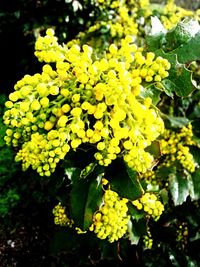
106 158 143 200
0 95 20 216
146 20 200 97
0 189 20 217
70 178 103 230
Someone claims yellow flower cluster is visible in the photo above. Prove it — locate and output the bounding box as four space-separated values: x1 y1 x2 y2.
160 124 197 173
140 170 156 185
52 203 87 234
96 0 149 10
90 0 153 42
143 227 153 249
4 29 168 175
35 28 65 63
109 5 138 38
161 0 200 30
52 202 74 227
132 192 164 221
89 189 130 243
95 0 121 9
83 7 138 44
14 131 69 176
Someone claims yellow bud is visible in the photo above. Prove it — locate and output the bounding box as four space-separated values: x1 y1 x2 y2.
109 44 118 54
44 121 54 131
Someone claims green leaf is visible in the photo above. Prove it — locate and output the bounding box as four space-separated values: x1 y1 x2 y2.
156 50 195 97
146 16 166 51
168 248 182 267
165 20 200 51
190 145 200 164
169 33 200 64
160 188 169 205
107 159 143 200
70 177 103 230
166 20 200 64
147 19 200 64
65 167 81 182
191 169 200 200
169 172 193 206
146 20 198 96
186 258 198 267
127 220 140 245
189 105 200 119
70 179 89 228
145 140 161 158
160 79 176 97
163 114 190 128
127 218 147 245
83 176 103 229
156 165 174 179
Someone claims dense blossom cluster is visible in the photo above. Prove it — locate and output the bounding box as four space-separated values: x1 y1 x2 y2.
99 1 141 39
77 0 149 48
53 203 88 234
75 0 200 54
132 192 164 220
3 29 169 176
160 124 197 173
160 0 200 30
52 202 73 226
89 189 130 243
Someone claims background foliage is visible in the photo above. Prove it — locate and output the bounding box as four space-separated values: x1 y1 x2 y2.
1 0 200 266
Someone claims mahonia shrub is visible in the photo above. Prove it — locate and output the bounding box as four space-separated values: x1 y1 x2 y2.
3 29 171 176
2 0 200 266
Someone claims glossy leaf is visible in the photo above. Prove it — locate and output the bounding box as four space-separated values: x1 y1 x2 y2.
147 19 200 64
163 115 190 128
146 19 199 97
156 50 195 97
83 176 103 229
191 169 200 200
160 188 169 205
127 220 140 245
70 177 103 230
189 146 200 164
146 16 166 51
107 159 143 200
170 34 200 64
65 167 81 182
127 218 147 245
169 172 193 206
165 20 200 51
145 140 161 158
